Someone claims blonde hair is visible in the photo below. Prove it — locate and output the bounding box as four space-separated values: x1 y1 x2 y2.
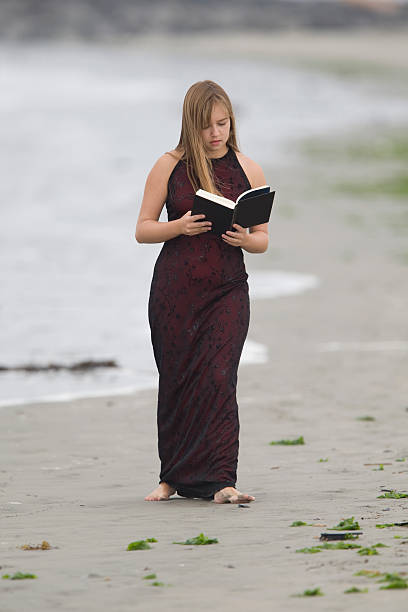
173 80 240 195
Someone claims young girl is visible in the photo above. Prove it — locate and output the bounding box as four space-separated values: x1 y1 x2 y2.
136 80 268 503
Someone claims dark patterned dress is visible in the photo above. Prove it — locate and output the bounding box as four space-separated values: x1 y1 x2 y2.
148 146 251 499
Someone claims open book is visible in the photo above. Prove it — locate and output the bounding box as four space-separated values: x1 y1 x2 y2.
191 185 275 236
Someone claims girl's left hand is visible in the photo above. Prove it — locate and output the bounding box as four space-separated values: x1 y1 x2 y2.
222 224 248 248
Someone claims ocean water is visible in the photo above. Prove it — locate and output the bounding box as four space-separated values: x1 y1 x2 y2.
1 43 407 406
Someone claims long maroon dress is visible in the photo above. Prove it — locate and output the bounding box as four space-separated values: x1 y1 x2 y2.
148 146 251 499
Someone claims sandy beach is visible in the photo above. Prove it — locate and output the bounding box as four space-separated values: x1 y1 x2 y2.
1 29 408 610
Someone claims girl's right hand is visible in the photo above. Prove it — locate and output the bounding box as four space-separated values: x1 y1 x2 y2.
178 211 212 236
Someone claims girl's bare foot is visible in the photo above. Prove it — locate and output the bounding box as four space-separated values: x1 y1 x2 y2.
213 487 255 504
145 482 176 501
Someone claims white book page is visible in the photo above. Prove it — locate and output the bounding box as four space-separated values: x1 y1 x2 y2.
196 189 235 210
236 185 270 203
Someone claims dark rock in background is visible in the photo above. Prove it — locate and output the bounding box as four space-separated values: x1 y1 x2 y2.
0 0 408 41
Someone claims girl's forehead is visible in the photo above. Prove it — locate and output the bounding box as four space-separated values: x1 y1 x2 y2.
207 101 229 120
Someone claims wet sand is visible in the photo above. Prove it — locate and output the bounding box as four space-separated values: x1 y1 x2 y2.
1 29 408 611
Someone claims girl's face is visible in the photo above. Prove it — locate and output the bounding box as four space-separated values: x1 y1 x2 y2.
201 102 230 157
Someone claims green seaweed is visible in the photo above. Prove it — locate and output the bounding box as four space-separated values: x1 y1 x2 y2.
373 464 384 471
294 587 324 597
318 458 328 462
378 573 408 590
395 457 406 462
296 546 322 554
380 581 408 589
356 416 375 422
354 570 382 578
127 540 152 551
376 523 395 528
151 581 165 587
290 521 308 527
173 533 218 545
143 573 157 580
269 436 304 446
357 544 386 556
2 572 37 580
344 586 368 594
377 572 407 584
331 517 360 531
377 490 408 499
145 538 158 543
320 542 361 550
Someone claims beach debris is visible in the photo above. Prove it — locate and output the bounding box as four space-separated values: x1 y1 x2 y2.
321 542 361 550
330 517 360 531
0 359 118 373
269 436 304 446
344 586 368 594
296 546 323 554
296 541 362 554
357 543 387 556
18 540 52 550
237 504 250 508
356 416 375 421
377 490 408 499
378 573 408 589
173 533 218 545
2 572 37 580
320 532 361 541
127 539 157 551
354 570 382 578
293 587 323 597
87 573 102 579
143 572 169 587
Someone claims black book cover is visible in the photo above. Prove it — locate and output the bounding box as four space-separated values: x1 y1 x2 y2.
192 194 233 236
232 191 275 229
192 187 275 237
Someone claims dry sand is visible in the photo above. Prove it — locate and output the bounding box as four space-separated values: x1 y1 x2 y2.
1 30 408 611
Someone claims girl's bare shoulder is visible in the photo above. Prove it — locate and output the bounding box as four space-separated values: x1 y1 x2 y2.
235 150 266 187
148 149 183 181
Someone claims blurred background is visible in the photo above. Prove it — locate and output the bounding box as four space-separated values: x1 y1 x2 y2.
1 0 407 405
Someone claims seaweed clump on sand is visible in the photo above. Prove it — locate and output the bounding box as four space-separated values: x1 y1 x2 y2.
377 490 408 499
330 517 360 531
378 573 408 589
127 538 157 551
344 586 368 594
18 541 52 550
269 436 304 446
293 587 324 597
173 533 218 545
2 572 37 580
